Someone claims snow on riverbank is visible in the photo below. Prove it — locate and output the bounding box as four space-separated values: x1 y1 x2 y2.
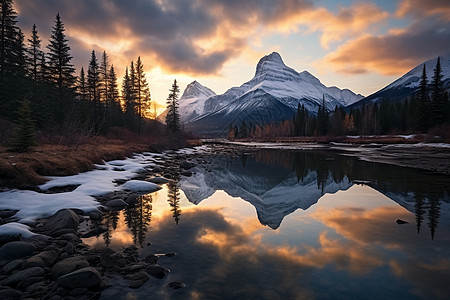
0 147 205 236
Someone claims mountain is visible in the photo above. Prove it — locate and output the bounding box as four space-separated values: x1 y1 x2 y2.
349 53 450 108
158 80 216 124
171 52 363 136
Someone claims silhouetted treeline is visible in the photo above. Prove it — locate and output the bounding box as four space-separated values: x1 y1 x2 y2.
229 59 449 139
0 0 175 149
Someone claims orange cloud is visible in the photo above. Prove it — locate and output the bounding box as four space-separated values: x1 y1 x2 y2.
273 2 388 49
322 16 450 76
396 0 450 20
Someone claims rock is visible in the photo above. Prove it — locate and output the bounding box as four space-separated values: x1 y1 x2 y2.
81 227 107 238
124 195 139 205
36 209 80 237
51 256 89 279
2 259 23 274
396 219 408 225
0 233 21 245
146 264 170 279
87 210 102 220
57 267 101 289
58 233 81 244
180 161 195 170
165 252 176 257
0 288 22 299
0 209 19 219
148 177 171 184
2 267 44 286
23 250 58 268
105 199 128 209
100 248 126 268
144 253 158 264
181 171 192 177
125 270 150 288
168 281 186 289
16 276 44 290
0 241 36 260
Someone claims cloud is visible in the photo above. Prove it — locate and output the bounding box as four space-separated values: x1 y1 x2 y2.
14 0 389 77
322 17 450 75
396 0 450 20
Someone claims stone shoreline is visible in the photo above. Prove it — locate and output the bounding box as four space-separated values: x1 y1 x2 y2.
0 144 247 299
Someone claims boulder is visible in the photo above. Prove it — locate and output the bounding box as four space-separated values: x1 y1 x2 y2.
36 209 80 237
100 248 125 268
2 259 23 274
0 241 36 260
2 266 44 286
81 227 108 238
0 288 22 299
168 281 186 289
51 256 89 279
180 161 195 170
105 199 128 209
87 210 102 220
23 250 58 268
57 267 101 289
148 177 171 184
146 264 170 279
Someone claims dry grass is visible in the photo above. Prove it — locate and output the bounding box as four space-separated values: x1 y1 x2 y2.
0 134 199 189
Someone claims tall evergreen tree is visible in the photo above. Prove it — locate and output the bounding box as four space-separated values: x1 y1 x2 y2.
108 65 122 126
0 0 22 77
87 50 102 130
78 67 88 100
431 57 444 126
122 66 135 128
135 56 150 133
100 51 110 125
27 24 42 82
165 79 180 131
416 65 430 131
47 13 76 89
11 98 36 152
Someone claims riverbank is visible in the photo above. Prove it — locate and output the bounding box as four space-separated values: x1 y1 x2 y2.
215 138 450 175
0 136 201 189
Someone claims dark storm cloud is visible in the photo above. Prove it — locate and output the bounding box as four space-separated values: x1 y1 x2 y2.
14 0 312 74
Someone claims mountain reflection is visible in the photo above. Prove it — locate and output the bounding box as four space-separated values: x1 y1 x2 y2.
180 149 449 237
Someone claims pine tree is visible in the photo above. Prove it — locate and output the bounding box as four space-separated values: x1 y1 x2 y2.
27 24 42 82
416 64 430 131
87 50 102 131
47 13 76 89
108 65 122 126
135 57 150 133
0 0 22 77
122 66 135 128
165 79 180 131
100 51 110 125
78 67 87 100
317 96 329 136
431 57 444 126
38 51 47 82
11 98 36 152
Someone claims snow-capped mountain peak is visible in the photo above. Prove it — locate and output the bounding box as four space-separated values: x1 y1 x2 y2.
255 52 286 76
181 80 216 100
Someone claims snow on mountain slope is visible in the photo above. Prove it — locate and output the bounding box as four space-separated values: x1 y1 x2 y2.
178 81 216 123
199 52 363 119
349 53 450 107
158 81 216 123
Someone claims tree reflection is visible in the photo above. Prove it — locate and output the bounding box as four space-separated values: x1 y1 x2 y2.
102 210 120 247
167 175 182 225
123 193 153 247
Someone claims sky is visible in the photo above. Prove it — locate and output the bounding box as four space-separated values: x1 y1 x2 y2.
14 0 450 113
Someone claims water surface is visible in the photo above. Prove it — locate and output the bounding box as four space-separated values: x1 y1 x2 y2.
85 148 450 300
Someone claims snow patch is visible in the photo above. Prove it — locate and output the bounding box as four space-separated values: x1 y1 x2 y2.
0 222 37 238
120 180 161 192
